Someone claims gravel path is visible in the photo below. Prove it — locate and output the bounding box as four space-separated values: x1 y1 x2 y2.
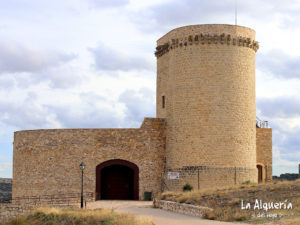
88 201 247 225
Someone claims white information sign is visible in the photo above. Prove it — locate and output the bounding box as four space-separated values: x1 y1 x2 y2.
167 172 179 180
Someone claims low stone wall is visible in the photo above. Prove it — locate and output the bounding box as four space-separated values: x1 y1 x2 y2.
0 192 92 223
0 204 33 223
0 203 79 223
153 199 212 217
163 166 257 192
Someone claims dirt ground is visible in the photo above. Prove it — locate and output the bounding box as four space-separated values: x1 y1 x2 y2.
87 200 247 225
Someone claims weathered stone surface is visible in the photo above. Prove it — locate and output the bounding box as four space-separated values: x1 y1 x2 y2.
153 199 212 217
256 128 272 182
13 118 166 200
0 204 32 223
156 24 261 190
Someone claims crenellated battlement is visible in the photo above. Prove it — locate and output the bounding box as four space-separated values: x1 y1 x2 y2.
155 33 259 57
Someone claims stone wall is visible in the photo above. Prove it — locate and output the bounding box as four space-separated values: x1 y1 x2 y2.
13 118 166 201
0 203 78 223
163 166 257 192
0 204 33 223
156 24 258 189
153 199 212 217
0 178 12 199
256 128 272 181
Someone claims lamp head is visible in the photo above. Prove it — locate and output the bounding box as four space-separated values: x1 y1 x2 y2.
80 162 85 171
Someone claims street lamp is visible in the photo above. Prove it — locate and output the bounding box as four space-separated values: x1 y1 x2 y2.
79 162 85 208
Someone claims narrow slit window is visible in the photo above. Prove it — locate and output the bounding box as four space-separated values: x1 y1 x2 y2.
162 96 165 108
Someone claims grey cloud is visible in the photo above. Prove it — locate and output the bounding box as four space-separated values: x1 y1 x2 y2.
0 95 54 129
89 43 154 72
119 88 155 127
47 92 123 128
80 92 106 103
149 0 233 25
257 97 300 119
129 0 300 33
257 96 300 163
0 40 76 74
257 50 300 79
129 0 257 32
0 91 123 130
50 92 123 128
49 89 156 129
269 122 300 162
0 76 15 89
2 64 83 90
280 129 300 160
30 66 83 89
52 105 122 129
47 72 82 89
0 88 156 131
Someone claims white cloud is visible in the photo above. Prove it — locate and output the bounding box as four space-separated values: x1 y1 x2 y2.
0 161 12 178
0 162 11 172
0 40 76 74
88 0 129 8
257 97 300 119
0 95 60 130
119 88 155 127
258 50 300 79
273 146 299 175
89 43 154 72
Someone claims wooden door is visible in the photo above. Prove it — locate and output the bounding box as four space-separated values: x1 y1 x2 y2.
101 165 134 200
257 165 263 183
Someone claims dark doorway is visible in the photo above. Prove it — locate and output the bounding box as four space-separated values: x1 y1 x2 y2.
101 165 133 200
96 159 139 200
257 165 263 183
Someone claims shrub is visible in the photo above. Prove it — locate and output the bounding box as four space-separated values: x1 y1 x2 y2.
202 209 215 220
269 187 275 192
242 180 251 185
183 183 193 192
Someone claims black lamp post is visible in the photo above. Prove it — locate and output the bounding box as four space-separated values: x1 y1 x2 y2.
79 162 85 208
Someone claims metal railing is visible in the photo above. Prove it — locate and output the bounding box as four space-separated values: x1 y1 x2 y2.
0 192 94 205
256 116 269 128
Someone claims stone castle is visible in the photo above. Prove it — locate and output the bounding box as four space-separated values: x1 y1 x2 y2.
12 24 272 201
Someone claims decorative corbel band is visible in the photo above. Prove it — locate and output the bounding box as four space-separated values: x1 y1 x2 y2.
155 33 259 57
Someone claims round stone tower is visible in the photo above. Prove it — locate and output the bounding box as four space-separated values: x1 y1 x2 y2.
155 24 259 190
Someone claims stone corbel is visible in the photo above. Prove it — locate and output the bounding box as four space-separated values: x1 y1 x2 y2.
233 38 236 45
220 33 225 44
188 35 193 45
200 34 205 44
194 35 199 44
227 35 231 45
155 33 259 57
213 34 219 44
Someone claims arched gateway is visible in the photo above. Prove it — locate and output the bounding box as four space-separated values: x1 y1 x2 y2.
96 159 139 200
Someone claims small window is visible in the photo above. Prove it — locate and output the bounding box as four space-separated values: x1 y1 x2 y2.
162 96 165 108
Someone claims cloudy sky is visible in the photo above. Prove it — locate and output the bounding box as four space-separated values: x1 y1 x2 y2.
0 0 300 178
